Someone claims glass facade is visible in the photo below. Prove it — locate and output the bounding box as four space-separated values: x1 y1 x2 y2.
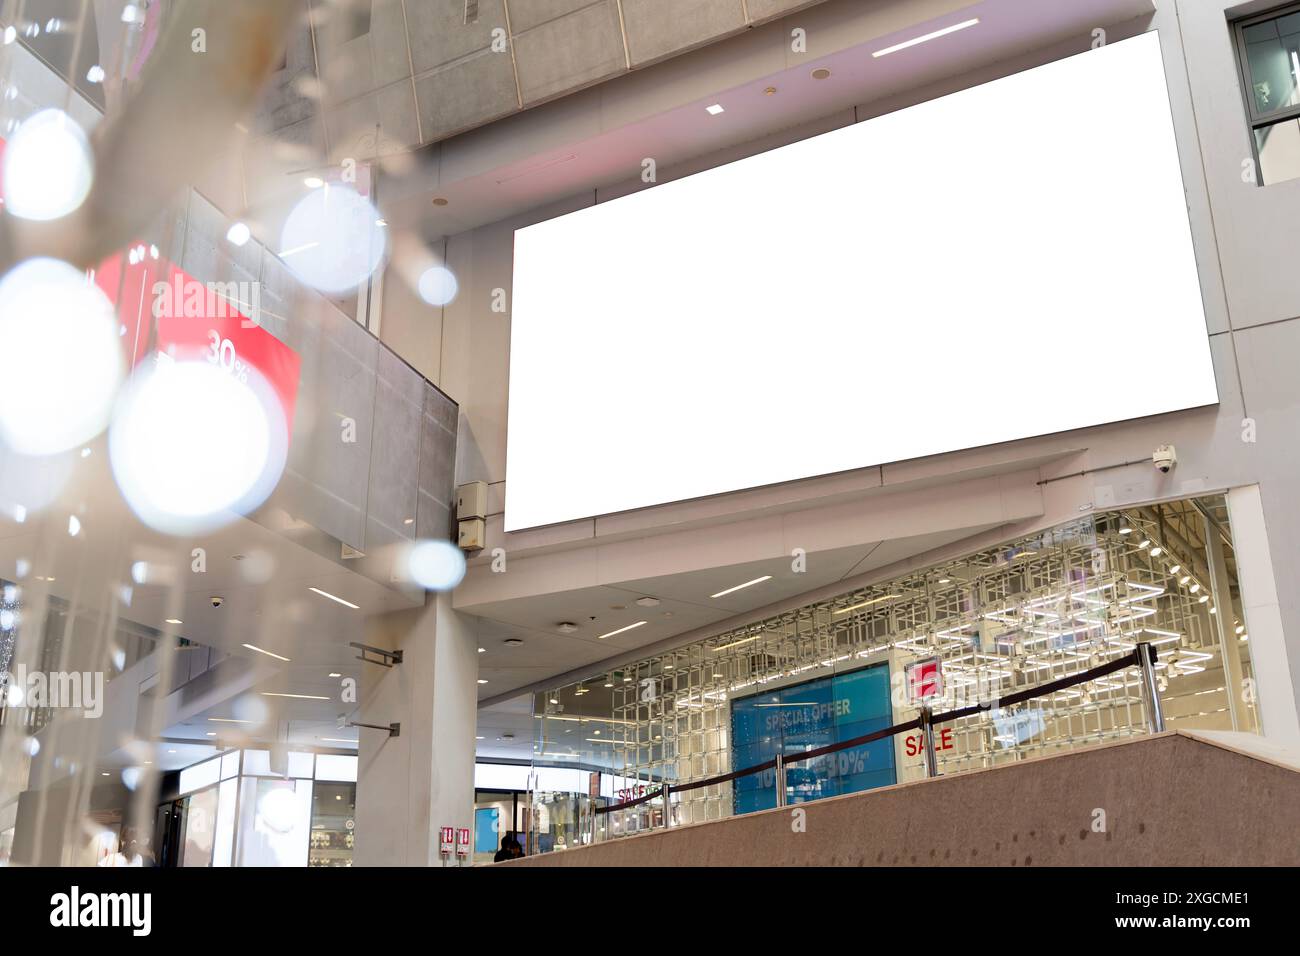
528 495 1258 851
156 750 357 868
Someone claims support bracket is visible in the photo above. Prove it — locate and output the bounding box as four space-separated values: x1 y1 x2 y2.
349 641 403 667
348 720 401 737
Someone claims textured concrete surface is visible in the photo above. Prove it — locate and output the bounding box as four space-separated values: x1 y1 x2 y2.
254 0 844 149
501 733 1300 866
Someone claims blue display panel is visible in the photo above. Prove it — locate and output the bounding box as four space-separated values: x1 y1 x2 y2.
474 807 500 853
731 662 895 815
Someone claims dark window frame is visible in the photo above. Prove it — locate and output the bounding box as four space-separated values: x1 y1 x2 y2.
1233 1 1300 183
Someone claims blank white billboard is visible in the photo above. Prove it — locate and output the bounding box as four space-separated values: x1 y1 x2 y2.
506 31 1217 532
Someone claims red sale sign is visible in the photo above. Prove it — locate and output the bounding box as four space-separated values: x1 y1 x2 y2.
149 264 300 432
0 136 300 437
91 251 301 433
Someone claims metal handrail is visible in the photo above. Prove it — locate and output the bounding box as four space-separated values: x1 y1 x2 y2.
593 643 1161 820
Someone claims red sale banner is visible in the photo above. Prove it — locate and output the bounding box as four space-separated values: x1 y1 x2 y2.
90 251 300 433
148 264 300 432
1 139 301 436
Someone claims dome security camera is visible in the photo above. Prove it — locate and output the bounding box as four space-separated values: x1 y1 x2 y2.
210 596 225 608
1153 444 1177 474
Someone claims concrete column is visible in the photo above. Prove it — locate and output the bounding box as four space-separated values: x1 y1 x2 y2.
354 591 478 866
1227 485 1300 748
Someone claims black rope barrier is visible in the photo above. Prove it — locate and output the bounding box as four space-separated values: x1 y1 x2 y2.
593 646 1150 815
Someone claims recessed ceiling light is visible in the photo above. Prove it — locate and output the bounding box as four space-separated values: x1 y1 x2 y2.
205 732 216 737
477 679 488 685
597 621 647 640
165 618 182 625
261 692 330 700
503 638 524 647
635 596 660 607
711 576 772 599
328 672 341 678
477 647 486 653
811 68 831 80
549 697 559 704
304 176 324 188
403 517 414 524
705 103 725 115
556 622 578 634
207 717 251 723
242 643 291 662
763 86 777 95
308 587 359 609
872 18 980 58
432 197 449 206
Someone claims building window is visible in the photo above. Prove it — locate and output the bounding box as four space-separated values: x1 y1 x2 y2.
1235 3 1300 184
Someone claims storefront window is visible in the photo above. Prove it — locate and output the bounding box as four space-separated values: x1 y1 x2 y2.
158 749 357 867
180 787 218 867
534 495 1258 846
309 782 356 867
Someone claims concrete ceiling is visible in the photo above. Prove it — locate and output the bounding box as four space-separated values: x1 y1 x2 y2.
470 519 1009 706
382 0 1154 238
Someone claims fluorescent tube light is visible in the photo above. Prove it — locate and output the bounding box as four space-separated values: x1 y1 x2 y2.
308 587 359 609
242 643 291 662
597 621 647 640
711 575 772 598
873 18 979 57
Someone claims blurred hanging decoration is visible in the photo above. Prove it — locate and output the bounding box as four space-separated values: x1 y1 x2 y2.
0 583 19 700
279 182 387 294
0 258 125 456
0 0 298 274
